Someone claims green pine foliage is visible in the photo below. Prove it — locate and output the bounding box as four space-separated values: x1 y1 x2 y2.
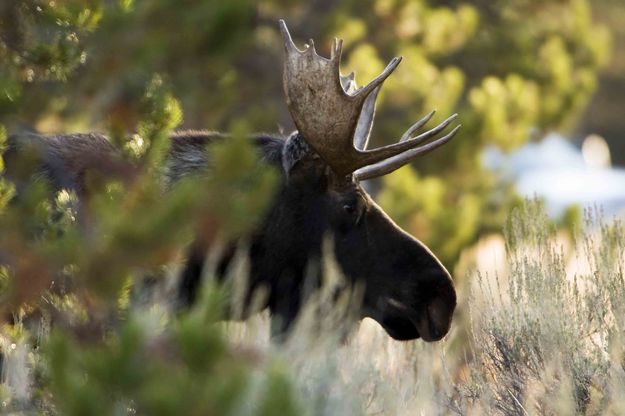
0 37 284 412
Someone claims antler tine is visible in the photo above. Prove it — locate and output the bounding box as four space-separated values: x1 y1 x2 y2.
410 113 458 142
400 110 436 142
354 86 381 150
331 37 343 61
279 19 300 54
354 125 461 181
341 71 380 151
355 57 402 99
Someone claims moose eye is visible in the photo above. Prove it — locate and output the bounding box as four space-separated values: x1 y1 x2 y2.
341 202 364 227
343 203 356 215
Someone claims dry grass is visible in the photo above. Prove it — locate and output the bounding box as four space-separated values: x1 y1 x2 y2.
3 200 625 415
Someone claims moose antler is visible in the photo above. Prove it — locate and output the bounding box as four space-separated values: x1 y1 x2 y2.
279 20 460 179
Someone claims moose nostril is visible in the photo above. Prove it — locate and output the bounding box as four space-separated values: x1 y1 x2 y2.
427 302 447 337
420 282 456 341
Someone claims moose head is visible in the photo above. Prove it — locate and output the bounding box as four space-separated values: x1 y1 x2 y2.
180 21 460 342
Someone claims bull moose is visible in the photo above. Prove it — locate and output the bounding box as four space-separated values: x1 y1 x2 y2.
3 21 460 341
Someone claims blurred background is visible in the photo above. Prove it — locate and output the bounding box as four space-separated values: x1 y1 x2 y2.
1 0 623 270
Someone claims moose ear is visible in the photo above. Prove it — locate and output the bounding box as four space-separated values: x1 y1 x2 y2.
282 132 312 174
282 132 326 184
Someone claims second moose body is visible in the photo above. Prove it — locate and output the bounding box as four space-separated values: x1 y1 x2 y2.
4 21 460 341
